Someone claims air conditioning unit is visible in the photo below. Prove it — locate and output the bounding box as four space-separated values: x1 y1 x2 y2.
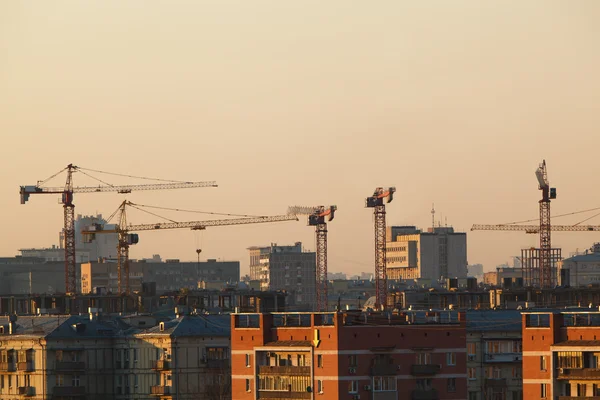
514 356 521 361
348 367 356 374
364 385 371 391
396 365 401 370
353 395 361 400
468 355 475 361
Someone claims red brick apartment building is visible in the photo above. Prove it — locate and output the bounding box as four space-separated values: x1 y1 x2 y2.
231 311 467 400
523 310 600 399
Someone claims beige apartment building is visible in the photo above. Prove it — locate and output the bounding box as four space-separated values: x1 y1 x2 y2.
386 226 468 282
0 311 231 400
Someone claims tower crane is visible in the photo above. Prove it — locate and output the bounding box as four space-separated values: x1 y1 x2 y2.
287 205 337 312
472 160 564 288
82 201 299 294
19 164 217 294
366 187 396 310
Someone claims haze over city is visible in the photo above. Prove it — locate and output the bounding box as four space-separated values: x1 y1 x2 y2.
1 1 599 276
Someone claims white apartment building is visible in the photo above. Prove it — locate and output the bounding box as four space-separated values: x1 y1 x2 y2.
559 243 600 287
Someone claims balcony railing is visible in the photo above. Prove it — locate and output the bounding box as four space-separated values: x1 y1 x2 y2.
18 362 34 372
558 368 600 380
55 361 85 371
152 360 170 370
370 363 398 376
151 386 171 395
412 389 439 400
18 386 35 396
485 378 507 388
0 362 16 372
484 353 522 363
257 391 312 399
207 359 230 369
259 366 311 375
411 364 441 376
52 386 86 397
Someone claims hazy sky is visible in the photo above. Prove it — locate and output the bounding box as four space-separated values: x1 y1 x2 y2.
1 1 599 276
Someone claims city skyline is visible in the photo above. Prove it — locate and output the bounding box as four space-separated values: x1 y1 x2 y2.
2 1 600 277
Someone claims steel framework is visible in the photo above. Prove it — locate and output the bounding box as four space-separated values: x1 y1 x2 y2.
366 187 395 310
287 205 336 312
20 164 217 294
521 247 562 288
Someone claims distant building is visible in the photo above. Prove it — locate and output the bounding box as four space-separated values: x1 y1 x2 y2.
0 256 76 294
327 272 347 280
360 272 374 280
81 259 240 294
559 243 600 287
248 242 316 311
386 226 468 281
468 264 484 279
231 310 467 400
20 214 119 263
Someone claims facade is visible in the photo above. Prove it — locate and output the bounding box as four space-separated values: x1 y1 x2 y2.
559 243 600 288
248 243 316 311
522 310 600 399
466 311 523 400
81 259 240 294
385 226 468 281
0 257 78 295
231 310 467 400
468 264 484 281
0 312 231 400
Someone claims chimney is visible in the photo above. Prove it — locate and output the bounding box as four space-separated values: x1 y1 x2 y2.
159 322 165 332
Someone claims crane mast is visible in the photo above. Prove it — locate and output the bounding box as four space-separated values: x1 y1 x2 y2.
366 187 395 310
20 164 217 294
537 160 556 289
288 205 337 312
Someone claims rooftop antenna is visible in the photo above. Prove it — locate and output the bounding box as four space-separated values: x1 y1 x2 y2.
431 203 435 231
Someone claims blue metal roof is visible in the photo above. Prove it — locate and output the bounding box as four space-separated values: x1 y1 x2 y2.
466 310 522 332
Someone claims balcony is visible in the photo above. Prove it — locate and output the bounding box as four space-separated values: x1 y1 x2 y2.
18 386 35 396
52 386 86 397
411 364 441 376
55 361 85 371
0 362 16 372
18 362 34 372
412 389 439 400
484 353 522 363
206 359 230 369
485 378 507 388
259 366 311 376
370 363 398 376
257 391 312 399
152 360 171 370
558 368 600 380
151 386 171 395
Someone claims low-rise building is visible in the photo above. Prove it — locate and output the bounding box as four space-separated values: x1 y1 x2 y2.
231 310 467 400
559 243 600 287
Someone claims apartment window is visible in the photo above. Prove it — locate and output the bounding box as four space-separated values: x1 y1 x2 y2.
467 342 476 356
446 352 456 366
245 379 251 392
512 367 522 379
317 355 323 368
134 375 138 389
540 356 547 371
348 380 358 393
512 341 522 353
541 383 547 398
373 376 396 391
0 375 3 390
245 354 251 367
469 392 479 400
557 351 583 369
56 375 63 387
416 379 432 391
447 378 456 393
511 391 523 400
348 354 358 368
468 367 477 380
133 348 138 363
317 380 323 393
72 375 80 387
416 352 431 365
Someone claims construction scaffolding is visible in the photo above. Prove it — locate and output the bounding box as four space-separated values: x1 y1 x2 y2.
521 247 562 288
